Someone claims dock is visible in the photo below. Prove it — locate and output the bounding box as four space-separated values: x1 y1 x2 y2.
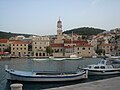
45 76 120 90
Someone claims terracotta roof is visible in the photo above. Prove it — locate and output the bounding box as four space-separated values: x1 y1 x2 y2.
76 44 93 47
64 46 73 48
10 40 28 44
99 44 112 46
0 39 8 43
51 43 64 47
64 40 88 44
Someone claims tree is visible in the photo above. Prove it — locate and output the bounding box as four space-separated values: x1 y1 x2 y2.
46 46 53 56
95 49 105 55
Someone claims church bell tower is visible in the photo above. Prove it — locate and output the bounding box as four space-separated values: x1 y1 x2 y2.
57 17 62 36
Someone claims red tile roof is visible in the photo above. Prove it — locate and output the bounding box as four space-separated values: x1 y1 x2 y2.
10 40 28 44
64 40 88 44
0 39 8 43
64 46 73 48
76 44 92 47
99 44 112 46
51 43 64 47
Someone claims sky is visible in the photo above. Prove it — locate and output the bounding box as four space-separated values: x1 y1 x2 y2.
0 0 120 35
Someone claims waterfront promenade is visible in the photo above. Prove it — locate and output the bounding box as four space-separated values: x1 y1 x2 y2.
45 76 120 90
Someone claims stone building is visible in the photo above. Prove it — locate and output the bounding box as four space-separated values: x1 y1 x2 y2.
32 36 50 57
0 39 9 52
10 40 28 57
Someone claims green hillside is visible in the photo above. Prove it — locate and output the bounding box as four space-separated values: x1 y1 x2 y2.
0 31 32 39
63 27 106 35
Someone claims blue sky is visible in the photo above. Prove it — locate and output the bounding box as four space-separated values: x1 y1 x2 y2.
0 0 120 35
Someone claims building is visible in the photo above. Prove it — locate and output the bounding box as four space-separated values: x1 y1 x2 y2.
64 40 94 57
0 39 9 52
10 40 28 57
54 17 64 43
51 43 64 57
50 18 95 57
32 36 50 57
98 44 112 56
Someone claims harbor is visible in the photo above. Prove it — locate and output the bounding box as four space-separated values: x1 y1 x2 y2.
0 58 120 90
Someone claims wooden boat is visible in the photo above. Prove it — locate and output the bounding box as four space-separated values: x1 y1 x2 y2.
84 59 120 75
5 65 88 82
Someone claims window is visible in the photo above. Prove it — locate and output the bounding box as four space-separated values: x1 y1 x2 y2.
100 66 105 69
17 48 18 50
77 52 79 54
88 66 92 69
24 44 26 46
94 66 99 69
82 47 85 50
21 48 22 50
36 53 38 56
78 48 79 50
39 53 41 56
89 48 90 50
24 48 26 50
43 53 45 56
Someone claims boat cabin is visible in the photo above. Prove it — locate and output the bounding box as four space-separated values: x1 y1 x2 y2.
87 60 113 70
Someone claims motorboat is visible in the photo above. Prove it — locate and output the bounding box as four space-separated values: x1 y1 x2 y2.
84 59 120 75
92 55 97 58
32 58 48 61
5 65 88 82
66 54 82 60
32 58 65 61
48 57 66 60
109 56 120 60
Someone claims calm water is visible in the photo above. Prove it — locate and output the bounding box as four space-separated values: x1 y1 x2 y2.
0 58 119 90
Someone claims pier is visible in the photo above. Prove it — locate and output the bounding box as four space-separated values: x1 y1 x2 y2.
45 76 120 90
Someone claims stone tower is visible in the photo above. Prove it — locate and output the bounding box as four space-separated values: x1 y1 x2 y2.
57 17 62 36
54 17 64 43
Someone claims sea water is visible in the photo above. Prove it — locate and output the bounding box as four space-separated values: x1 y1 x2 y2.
0 58 119 90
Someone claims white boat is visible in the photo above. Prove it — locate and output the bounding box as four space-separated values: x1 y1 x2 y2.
5 65 88 82
109 56 120 59
32 58 48 61
66 54 82 60
84 59 120 75
92 55 97 58
48 57 66 60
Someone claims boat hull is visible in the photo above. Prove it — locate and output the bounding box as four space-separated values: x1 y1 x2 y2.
88 69 120 75
6 70 87 82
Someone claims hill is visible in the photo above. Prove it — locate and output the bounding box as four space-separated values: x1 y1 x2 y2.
0 31 32 39
63 27 106 35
